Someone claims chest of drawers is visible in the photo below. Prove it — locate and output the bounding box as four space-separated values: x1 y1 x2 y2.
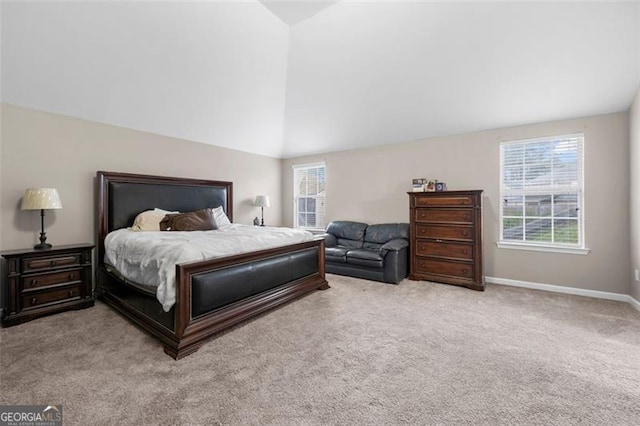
1 244 94 326
408 191 484 290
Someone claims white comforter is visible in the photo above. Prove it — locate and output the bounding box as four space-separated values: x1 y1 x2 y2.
104 224 314 311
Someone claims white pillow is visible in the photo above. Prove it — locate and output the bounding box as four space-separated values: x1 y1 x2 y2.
154 208 178 214
211 206 231 226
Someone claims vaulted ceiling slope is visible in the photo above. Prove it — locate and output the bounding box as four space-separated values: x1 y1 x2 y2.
1 1 290 158
259 0 338 26
2 1 638 159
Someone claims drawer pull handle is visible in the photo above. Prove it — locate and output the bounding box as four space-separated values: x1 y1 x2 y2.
462 231 469 236
50 260 56 266
31 297 37 305
69 290 74 297
69 274 74 280
462 250 468 255
31 279 38 286
461 268 468 274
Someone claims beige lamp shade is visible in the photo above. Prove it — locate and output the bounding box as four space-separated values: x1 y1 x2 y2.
21 188 63 210
254 195 270 208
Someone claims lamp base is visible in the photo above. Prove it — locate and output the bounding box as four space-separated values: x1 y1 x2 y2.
35 210 53 250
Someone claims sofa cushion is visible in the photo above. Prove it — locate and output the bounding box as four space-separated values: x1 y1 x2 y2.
325 246 349 263
346 249 384 269
318 233 338 247
362 242 383 250
347 249 383 261
380 238 410 256
364 223 410 244
326 221 367 248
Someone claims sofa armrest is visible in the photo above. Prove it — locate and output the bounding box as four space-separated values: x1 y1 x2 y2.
317 233 337 247
380 238 409 256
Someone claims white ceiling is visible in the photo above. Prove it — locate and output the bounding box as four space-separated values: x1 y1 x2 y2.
2 1 639 159
259 0 338 26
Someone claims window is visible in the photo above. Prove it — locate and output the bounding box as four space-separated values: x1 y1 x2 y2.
293 162 326 230
499 134 588 254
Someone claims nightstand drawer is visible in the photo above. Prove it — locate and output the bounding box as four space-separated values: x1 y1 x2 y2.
22 254 81 272
21 269 82 292
22 286 82 309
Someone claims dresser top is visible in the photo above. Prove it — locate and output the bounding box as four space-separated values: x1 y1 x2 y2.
407 190 484 195
0 243 94 257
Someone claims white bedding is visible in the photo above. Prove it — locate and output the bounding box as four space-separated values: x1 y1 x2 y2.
104 224 314 311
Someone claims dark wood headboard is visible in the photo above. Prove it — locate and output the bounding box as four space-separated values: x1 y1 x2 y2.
97 171 233 265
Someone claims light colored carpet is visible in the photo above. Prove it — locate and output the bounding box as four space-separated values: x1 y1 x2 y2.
1 275 639 425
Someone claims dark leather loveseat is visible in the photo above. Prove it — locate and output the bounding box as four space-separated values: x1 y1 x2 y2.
320 221 409 284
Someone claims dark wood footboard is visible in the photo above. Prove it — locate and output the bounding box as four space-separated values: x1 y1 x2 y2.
171 239 327 358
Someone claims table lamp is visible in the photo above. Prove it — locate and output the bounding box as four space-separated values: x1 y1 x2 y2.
21 188 62 250
254 195 270 227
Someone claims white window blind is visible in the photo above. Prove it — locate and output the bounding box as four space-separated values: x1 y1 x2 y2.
500 134 584 249
293 162 326 230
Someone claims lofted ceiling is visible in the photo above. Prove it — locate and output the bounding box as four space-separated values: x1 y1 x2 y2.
259 0 338 26
1 1 639 159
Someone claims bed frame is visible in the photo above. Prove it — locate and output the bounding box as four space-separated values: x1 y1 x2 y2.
96 171 328 359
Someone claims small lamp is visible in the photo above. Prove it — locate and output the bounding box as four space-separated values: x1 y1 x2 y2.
21 188 62 250
254 195 270 227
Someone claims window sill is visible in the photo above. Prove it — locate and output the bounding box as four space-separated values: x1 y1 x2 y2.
496 241 590 255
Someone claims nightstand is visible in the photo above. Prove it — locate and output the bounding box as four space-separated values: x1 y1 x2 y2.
1 243 94 326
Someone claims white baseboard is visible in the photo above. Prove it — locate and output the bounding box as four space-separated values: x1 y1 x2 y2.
485 276 640 312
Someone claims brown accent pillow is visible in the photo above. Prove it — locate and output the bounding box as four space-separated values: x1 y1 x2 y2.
159 209 217 231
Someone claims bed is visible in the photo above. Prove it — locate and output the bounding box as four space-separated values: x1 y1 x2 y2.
96 171 329 359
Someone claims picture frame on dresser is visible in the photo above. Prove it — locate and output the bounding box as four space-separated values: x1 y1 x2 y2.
435 181 447 192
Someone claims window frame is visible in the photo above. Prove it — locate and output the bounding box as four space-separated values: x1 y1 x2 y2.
292 162 326 231
497 133 589 255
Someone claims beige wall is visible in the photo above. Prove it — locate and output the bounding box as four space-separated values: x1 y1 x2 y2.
630 88 640 302
0 104 283 251
283 112 631 295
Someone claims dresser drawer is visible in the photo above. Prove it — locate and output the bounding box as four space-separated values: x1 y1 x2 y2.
415 258 474 279
415 240 473 260
22 286 82 309
21 269 82 292
414 208 474 224
414 195 474 207
415 224 474 242
22 254 81 272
